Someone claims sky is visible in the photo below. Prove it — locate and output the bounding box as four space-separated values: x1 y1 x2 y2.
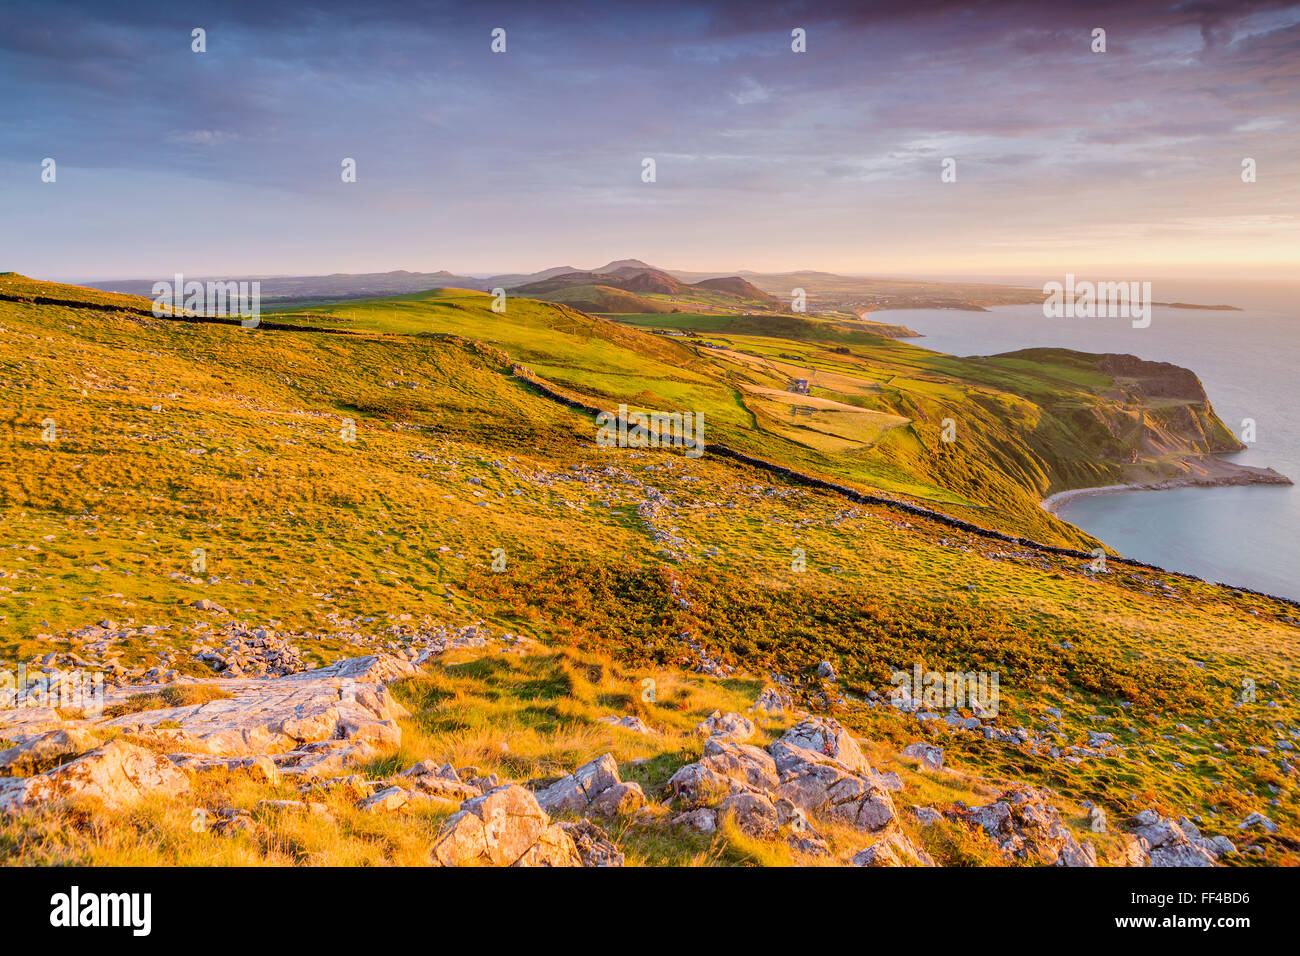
1 0 1298 281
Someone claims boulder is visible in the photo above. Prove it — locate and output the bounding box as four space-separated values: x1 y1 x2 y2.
396 760 481 801
669 739 778 804
717 791 779 839
953 787 1094 866
533 753 627 815
768 740 898 832
672 807 719 834
0 727 99 774
558 819 625 867
588 781 646 817
430 784 552 867
0 740 190 813
752 686 795 715
359 785 420 814
598 715 654 735
1130 809 1231 866
1238 811 1277 834
512 825 582 867
695 711 755 742
902 742 944 772
777 717 872 775
852 830 935 867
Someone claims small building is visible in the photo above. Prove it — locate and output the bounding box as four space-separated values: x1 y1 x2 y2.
789 378 810 395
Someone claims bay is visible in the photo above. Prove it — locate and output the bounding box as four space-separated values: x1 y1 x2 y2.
884 292 1300 600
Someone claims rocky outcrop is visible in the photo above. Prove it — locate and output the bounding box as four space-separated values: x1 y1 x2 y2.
669 715 928 863
902 742 944 772
0 653 417 815
1127 809 1235 867
97 654 412 778
0 727 99 774
533 753 646 818
430 784 581 867
695 710 755 742
0 740 190 813
949 787 1096 866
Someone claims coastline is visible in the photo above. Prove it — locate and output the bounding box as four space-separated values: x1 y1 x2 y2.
1042 466 1293 515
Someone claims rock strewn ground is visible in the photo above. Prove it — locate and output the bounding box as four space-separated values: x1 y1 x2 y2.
0 646 1275 867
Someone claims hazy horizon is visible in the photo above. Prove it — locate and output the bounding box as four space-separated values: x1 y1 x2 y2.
3 0 1298 281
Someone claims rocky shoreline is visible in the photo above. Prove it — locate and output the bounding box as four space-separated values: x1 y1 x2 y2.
1042 459 1293 515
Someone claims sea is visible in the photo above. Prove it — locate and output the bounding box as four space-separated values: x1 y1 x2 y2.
883 279 1300 600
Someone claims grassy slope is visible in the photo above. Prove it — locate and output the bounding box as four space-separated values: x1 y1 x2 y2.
266 288 1245 547
1 276 1297 864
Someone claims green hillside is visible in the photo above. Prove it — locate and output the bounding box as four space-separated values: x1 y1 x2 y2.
1 275 1296 866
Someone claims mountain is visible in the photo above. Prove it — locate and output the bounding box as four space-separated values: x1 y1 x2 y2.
615 269 688 296
592 258 657 273
692 275 777 304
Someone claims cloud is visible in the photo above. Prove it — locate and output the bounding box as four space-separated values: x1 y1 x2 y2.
0 0 1296 276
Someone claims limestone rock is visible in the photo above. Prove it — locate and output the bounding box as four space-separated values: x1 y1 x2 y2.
672 807 718 834
588 780 647 817
853 830 935 867
1237 811 1277 834
0 740 190 813
167 753 278 783
598 715 654 735
952 787 1094 866
360 785 419 814
534 753 622 814
669 739 778 805
0 727 99 774
512 825 582 867
717 791 779 839
752 686 795 715
558 819 625 866
695 710 755 742
396 760 481 801
777 717 872 775
1130 809 1231 866
431 784 551 867
902 742 944 772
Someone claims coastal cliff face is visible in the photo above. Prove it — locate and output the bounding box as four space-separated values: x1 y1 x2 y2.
1097 353 1210 402
865 348 1285 537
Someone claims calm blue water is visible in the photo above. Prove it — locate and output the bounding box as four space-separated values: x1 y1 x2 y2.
887 299 1300 599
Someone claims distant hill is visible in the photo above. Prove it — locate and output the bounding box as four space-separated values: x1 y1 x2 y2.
616 269 688 296
78 262 1231 317
693 276 777 305
511 266 777 314
527 283 677 314
81 270 484 303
